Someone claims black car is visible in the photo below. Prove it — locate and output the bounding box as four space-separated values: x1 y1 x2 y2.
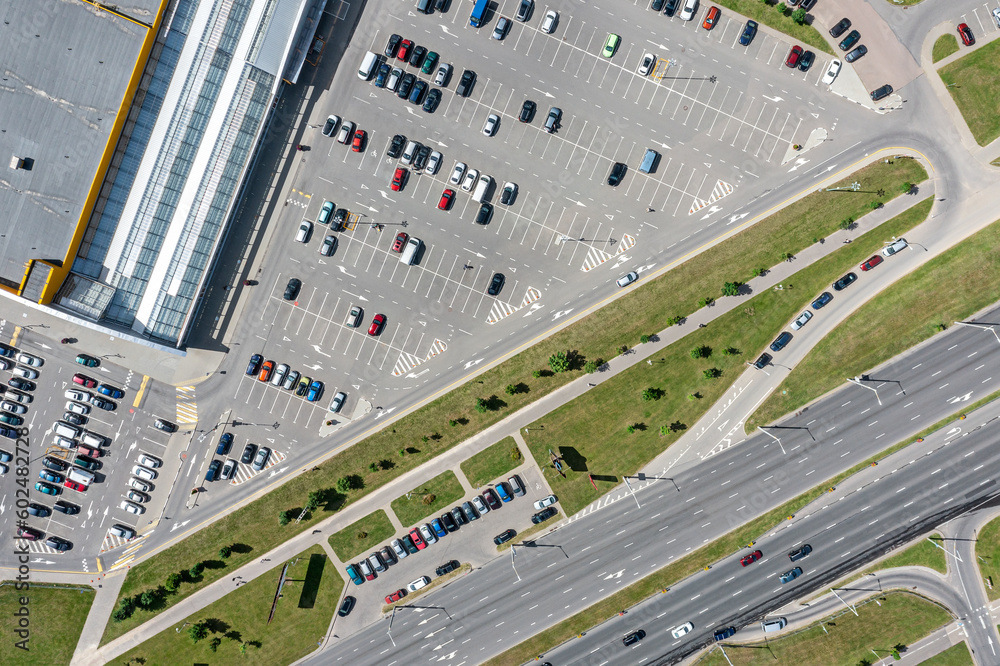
27 503 50 517
338 596 356 617
500 183 517 206
753 352 772 369
475 203 493 225
413 144 431 171
440 511 458 532
42 457 68 472
811 292 833 309
461 501 479 522
607 162 627 186
798 50 814 72
833 272 857 291
451 506 469 525
284 278 302 301
8 378 35 392
483 487 502 510
870 84 893 101
206 460 222 482
388 134 406 158
246 353 262 376
45 536 71 551
622 629 646 646
408 45 427 67
487 273 505 296
374 62 391 88
63 412 86 426
769 331 792 352
846 43 869 62
839 30 860 51
216 433 233 456
800 0 817 9
532 507 557 524
53 500 80 515
409 80 428 105
493 529 516 545
397 73 415 99
650 0 664 10
788 544 813 561
830 18 851 38
240 442 257 465
322 115 337 136
456 69 476 97
739 20 758 46
519 99 536 123
384 33 402 58
663 0 678 16
713 626 736 641
435 559 460 576
422 88 442 113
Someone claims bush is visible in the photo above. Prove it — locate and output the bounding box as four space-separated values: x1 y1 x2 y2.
188 562 204 578
752 267 766 277
901 182 913 194
356 531 367 540
368 462 378 473
721 281 741 297
626 424 635 434
548 351 569 373
165 573 181 592
698 296 715 308
659 425 669 437
722 347 740 356
780 252 793 262
666 315 682 326
583 360 598 374
422 493 436 505
279 511 292 526
505 384 516 395
511 446 522 461
336 477 350 493
475 398 488 414
218 545 231 559
639 334 650 344
870 201 881 210
840 216 854 230
532 369 542 379
703 368 722 379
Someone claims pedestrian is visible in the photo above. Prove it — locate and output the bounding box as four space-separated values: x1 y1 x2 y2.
587 383 595 387
646 207 654 212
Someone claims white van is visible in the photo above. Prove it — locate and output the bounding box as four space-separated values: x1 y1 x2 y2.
680 0 698 20
54 422 80 440
761 618 786 633
400 237 422 265
81 432 107 449
638 148 660 174
52 435 75 450
472 175 493 203
358 51 379 80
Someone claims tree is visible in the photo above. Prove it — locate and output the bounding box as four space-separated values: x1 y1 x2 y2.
659 425 670 437
666 316 682 326
336 477 350 493
626 424 636 434
532 369 542 378
698 296 715 308
279 511 291 526
669 421 687 432
378 459 393 471
475 398 488 414
641 387 663 401
583 360 598 374
840 216 854 230
368 462 378 473
752 267 766 277
901 181 913 194
722 347 740 356
305 490 322 512
188 622 208 643
703 368 722 379
505 384 516 395
640 334 650 344
791 8 806 24
139 591 155 608
780 252 794 262
188 562 204 578
218 545 231 560
209 637 222 652
548 351 569 373
422 493 436 505
721 281 741 297
690 345 711 359
165 573 182 592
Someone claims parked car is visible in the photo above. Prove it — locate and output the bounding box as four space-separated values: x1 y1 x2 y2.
860 254 883 271
532 507 557 523
770 331 792 352
957 23 974 46
493 529 516 545
789 311 813 331
811 292 833 310
845 45 867 63
839 30 860 51
487 273 505 296
829 17 851 38
329 391 346 413
881 238 908 256
870 84 893 102
338 596 356 617
533 494 557 510
739 20 758 46
833 272 857 291
251 446 271 471
436 559 460 576
785 45 803 68
821 59 842 85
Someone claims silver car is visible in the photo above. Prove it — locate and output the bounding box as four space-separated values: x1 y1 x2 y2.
461 169 479 192
433 63 452 86
16 353 43 367
789 311 813 331
329 391 347 413
471 495 489 514
449 161 466 186
319 234 337 256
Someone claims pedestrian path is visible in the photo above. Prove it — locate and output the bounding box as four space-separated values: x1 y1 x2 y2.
174 386 197 424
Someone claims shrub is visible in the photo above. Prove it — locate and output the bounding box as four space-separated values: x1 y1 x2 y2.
336 477 350 493
422 493 436 505
583 360 598 374
165 573 182 592
722 347 740 356
698 296 715 308
901 182 913 194
780 252 793 262
475 398 488 414
368 462 378 473
356 531 367 540
840 217 854 230
532 369 542 379
505 384 516 395
752 267 766 277
721 281 741 297
218 545 231 560
511 446 522 461
870 201 881 210
548 351 569 373
640 334 650 344
659 425 669 437
626 424 635 434
703 368 722 379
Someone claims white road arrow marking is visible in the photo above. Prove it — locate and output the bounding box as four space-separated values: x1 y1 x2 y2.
311 345 331 358
303 364 324 370
523 303 544 317
268 466 289 478
31 559 55 564
605 569 625 580
406 369 430 378
948 392 972 403
552 309 574 320
727 212 749 225
531 87 555 98
336 266 358 278
566 199 587 207
170 520 191 532
762 95 783 102
464 358 484 369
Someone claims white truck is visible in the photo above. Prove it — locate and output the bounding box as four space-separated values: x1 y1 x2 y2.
67 467 95 487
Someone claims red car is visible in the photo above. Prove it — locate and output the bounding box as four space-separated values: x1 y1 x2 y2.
409 527 426 550
957 23 974 46
702 5 720 30
392 232 409 252
369 314 386 336
391 167 407 192
385 588 407 604
73 373 98 388
785 45 803 68
397 39 413 61
438 188 455 210
351 129 366 153
258 360 274 382
740 550 763 567
861 255 883 271
64 479 87 492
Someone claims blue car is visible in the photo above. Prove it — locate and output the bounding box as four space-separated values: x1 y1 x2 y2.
35 482 59 496
769 331 792 352
216 433 233 456
346 564 364 585
811 292 833 310
739 20 757 46
39 470 63 484
430 518 448 539
246 354 263 376
98 384 125 399
374 62 391 88
494 481 513 503
306 380 323 402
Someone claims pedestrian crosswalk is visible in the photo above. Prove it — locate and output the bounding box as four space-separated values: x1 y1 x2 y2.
176 386 197 424
581 234 636 272
487 287 542 325
391 339 449 377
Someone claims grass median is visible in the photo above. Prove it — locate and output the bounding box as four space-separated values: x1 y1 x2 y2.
713 1 834 54
526 198 932 515
460 436 522 487
750 209 1000 430
0 582 94 665
327 509 395 562
976 515 1000 601
932 34 959 63
940 38 1000 145
104 159 926 646
116 544 340 666
924 642 975 666
390 470 464 527
697 591 950 666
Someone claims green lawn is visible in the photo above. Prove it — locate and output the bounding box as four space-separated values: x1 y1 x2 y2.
116 544 341 666
104 158 926 646
526 198 932 516
711 1 834 54
923 641 974 666
940 39 1000 145
460 436 522 487
0 583 94 665
751 209 1000 429
698 592 950 666
932 34 959 63
390 470 465 527
327 509 395 562
976 515 1000 601
861 533 947 575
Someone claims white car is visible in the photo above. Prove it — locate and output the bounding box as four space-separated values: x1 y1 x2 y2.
471 495 490 514
434 63 452 87
386 67 402 92
461 169 479 192
53 436 75 450
426 150 442 175
128 477 152 492
616 272 638 288
407 575 430 592
1 400 25 414
7 390 31 404
120 500 145 515
789 311 813 331
419 523 437 545
110 524 135 539
671 621 694 639
137 454 162 468
449 161 466 186
391 539 408 559
637 53 656 76
64 390 90 402
993 7 1000 27
540 9 558 33
881 238 908 257
533 494 558 510
16 353 43 367
336 121 354 144
12 366 38 380
127 489 149 504
821 59 841 85
270 363 289 387
482 113 499 136
221 459 236 480
65 401 90 415
132 465 157 481
329 391 346 413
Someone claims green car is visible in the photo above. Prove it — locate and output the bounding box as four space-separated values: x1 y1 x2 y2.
602 33 620 58
296 376 311 397
75 354 100 367
0 413 23 426
421 51 439 75
35 482 60 496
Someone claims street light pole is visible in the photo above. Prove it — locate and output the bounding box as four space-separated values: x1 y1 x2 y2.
757 427 786 455
954 321 1000 345
847 375 881 405
510 544 521 582
623 476 642 509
